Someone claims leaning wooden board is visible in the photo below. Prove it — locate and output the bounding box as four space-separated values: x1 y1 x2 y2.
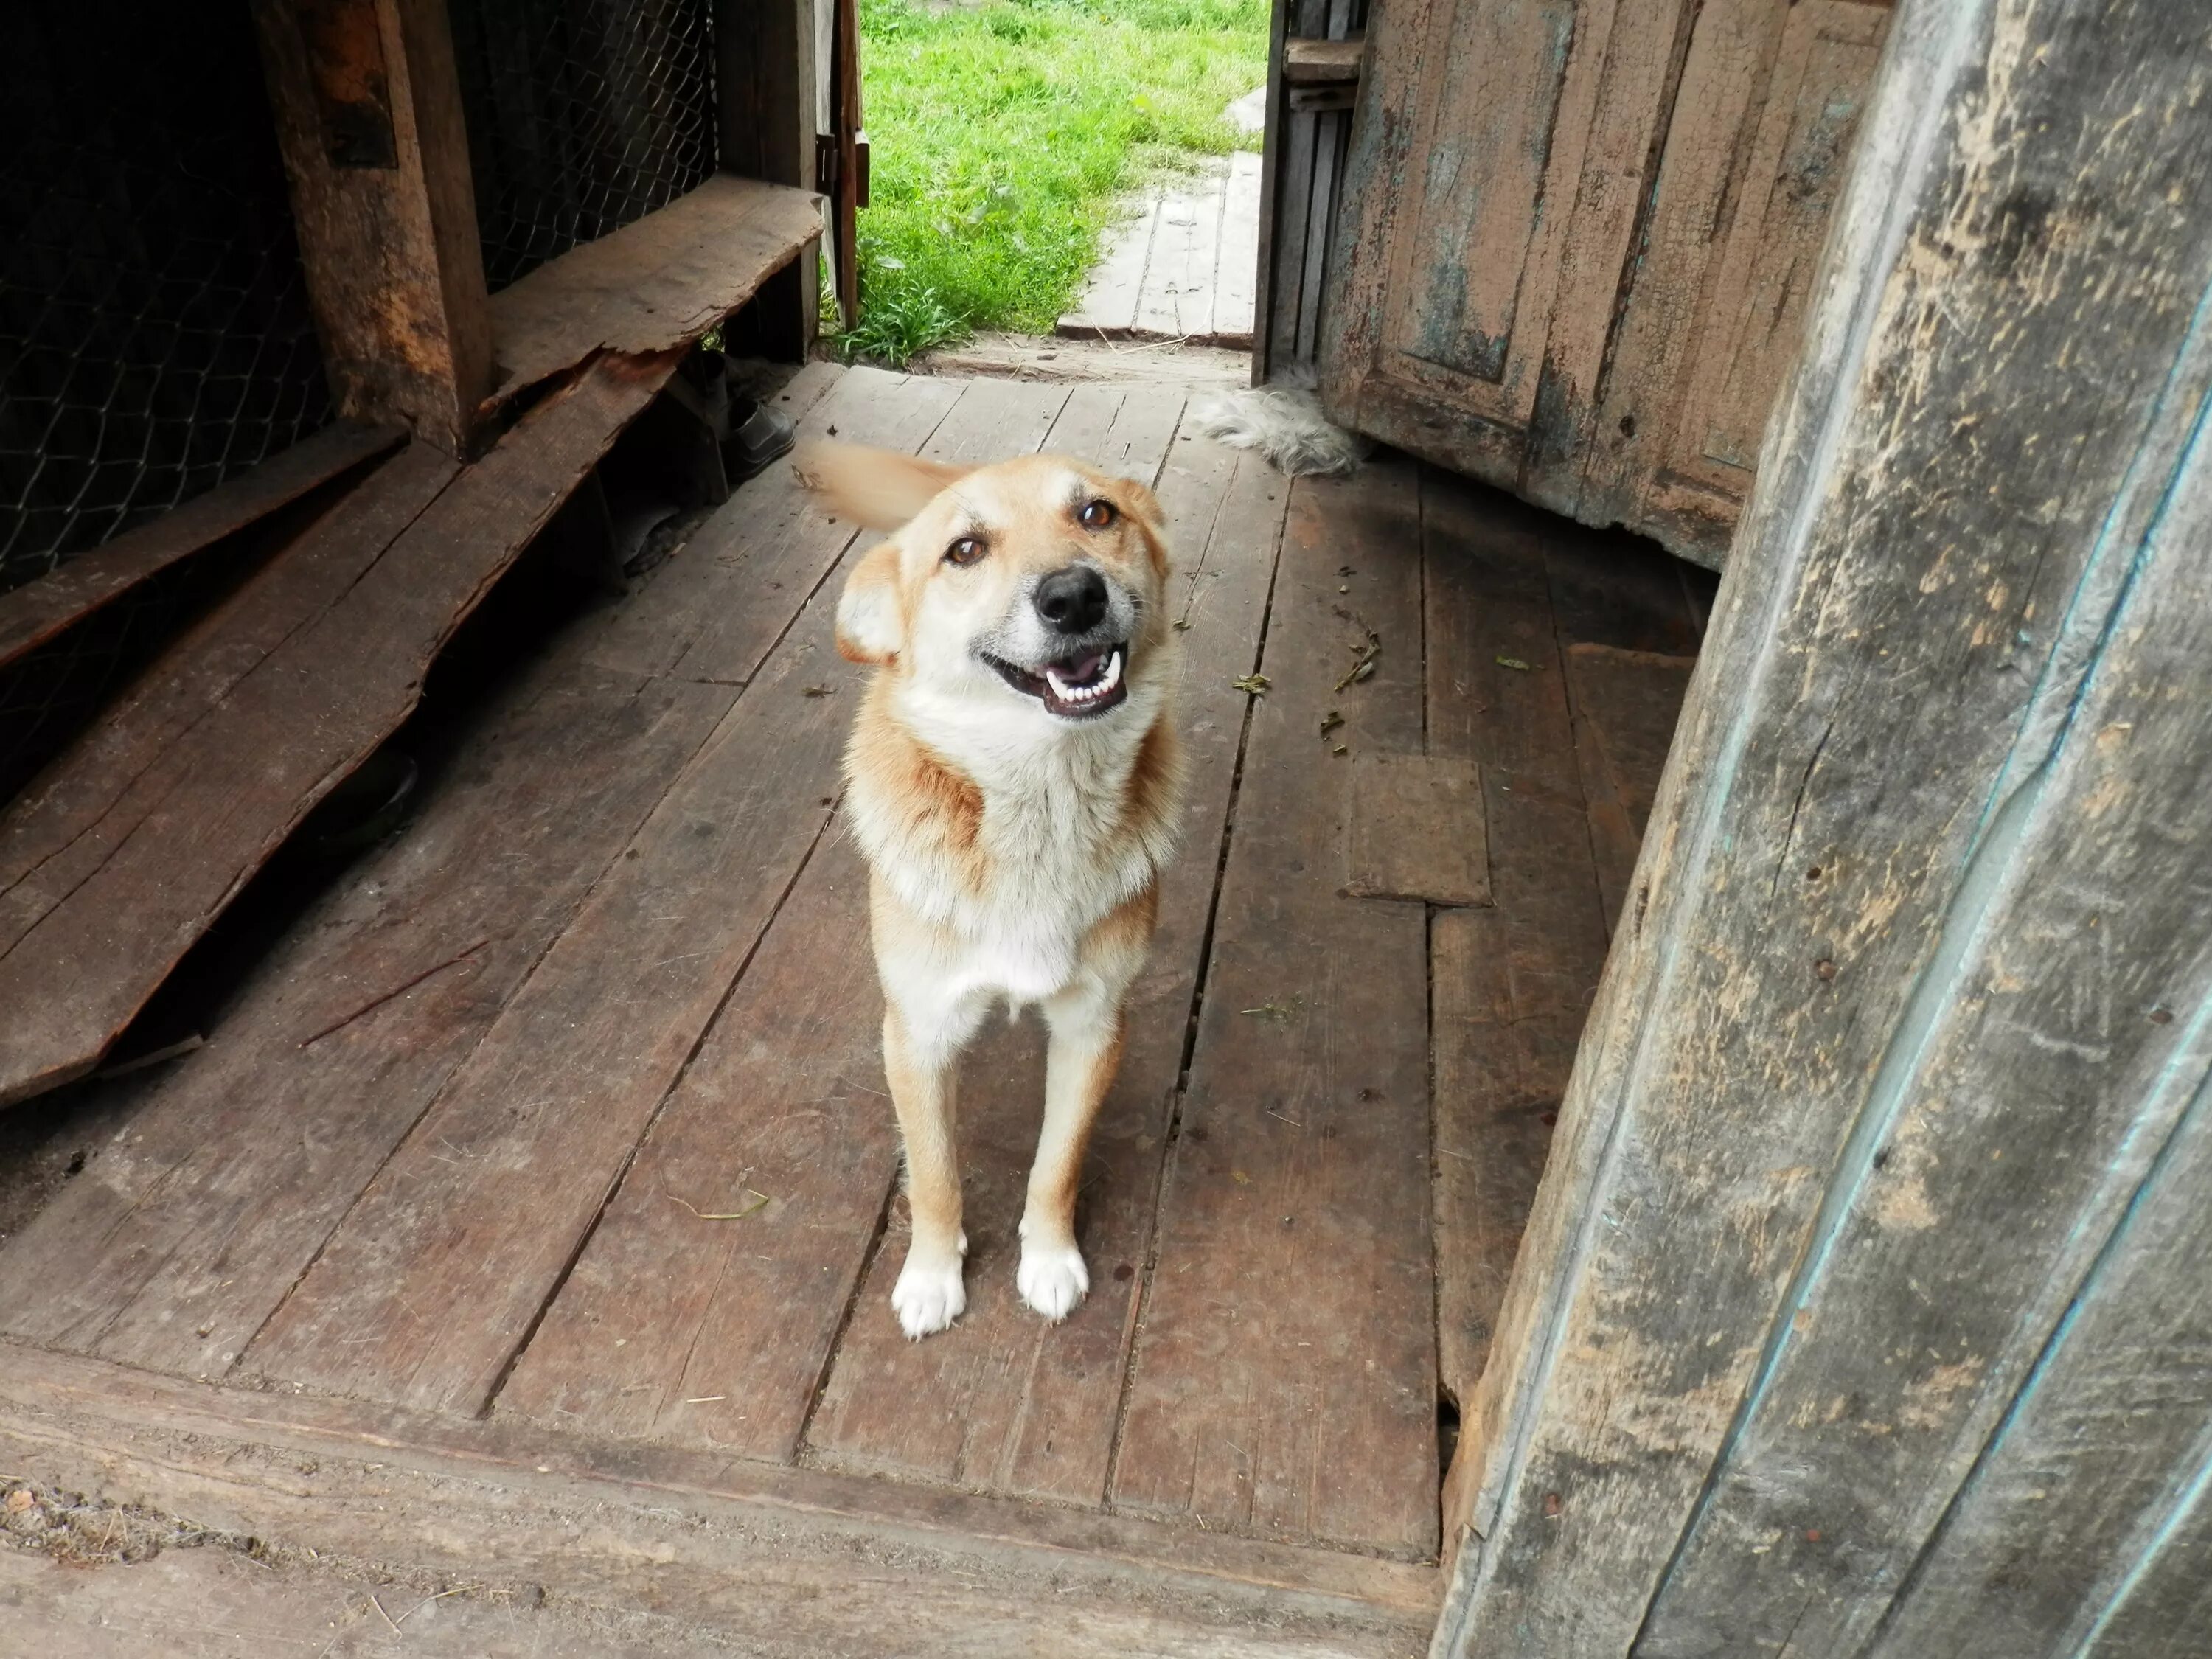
0 355 678 1108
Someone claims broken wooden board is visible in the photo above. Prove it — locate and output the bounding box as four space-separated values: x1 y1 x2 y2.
0 355 675 1108
1110 455 1440 1560
1344 751 1489 905
487 175 821 412
0 420 403 672
0 444 459 964
0 664 728 1375
1564 641 1695 933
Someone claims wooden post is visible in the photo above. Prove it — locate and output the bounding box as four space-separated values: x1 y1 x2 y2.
1436 1 2212 1655
251 0 493 454
716 0 821 359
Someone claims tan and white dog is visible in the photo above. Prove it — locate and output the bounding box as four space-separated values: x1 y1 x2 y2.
801 442 1184 1339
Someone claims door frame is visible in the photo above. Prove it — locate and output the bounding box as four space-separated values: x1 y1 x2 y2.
1432 0 2212 1651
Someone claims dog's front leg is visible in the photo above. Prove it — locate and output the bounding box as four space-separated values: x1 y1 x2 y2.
882 1001 971 1338
1018 982 1128 1322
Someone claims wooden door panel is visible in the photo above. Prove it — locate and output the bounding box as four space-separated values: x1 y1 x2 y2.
1392 0 1577 386
1322 0 1891 568
1666 2 1888 494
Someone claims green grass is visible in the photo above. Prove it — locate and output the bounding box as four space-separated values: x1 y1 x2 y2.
838 0 1267 364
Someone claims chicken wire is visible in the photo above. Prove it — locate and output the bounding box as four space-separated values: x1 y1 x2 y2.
0 1 335 598
1 1 334 803
449 0 720 292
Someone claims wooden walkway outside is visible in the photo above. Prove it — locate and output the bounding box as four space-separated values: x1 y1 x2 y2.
1059 153 1265 349
0 366 1708 1654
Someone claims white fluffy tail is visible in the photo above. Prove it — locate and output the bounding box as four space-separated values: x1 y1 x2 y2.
1189 366 1368 479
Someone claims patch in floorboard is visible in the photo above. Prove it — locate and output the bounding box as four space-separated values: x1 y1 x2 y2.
1344 752 1491 907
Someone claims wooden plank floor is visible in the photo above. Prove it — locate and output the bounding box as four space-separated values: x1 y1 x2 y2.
1060 153 1265 349
0 370 1710 1587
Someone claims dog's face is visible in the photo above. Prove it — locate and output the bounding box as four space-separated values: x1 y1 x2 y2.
805 444 1170 724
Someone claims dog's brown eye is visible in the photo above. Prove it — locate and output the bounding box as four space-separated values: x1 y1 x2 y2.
944 536 986 567
1078 498 1116 531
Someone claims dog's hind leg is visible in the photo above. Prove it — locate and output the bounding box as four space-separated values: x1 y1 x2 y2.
1019 984 1128 1324
883 1000 973 1339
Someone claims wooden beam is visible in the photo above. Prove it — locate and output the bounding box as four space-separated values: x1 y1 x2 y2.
715 0 819 358
1437 0 2212 1653
1284 35 1364 83
0 1341 1437 1655
251 0 493 454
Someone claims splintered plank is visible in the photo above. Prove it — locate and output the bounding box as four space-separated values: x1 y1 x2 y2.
501 380 1185 1467
580 364 964 683
0 356 675 1108
0 442 457 963
243 568 857 1414
488 176 821 410
1421 471 1611 1417
1109 455 1439 1559
1564 642 1696 933
806 428 1292 1504
0 660 729 1375
0 420 403 672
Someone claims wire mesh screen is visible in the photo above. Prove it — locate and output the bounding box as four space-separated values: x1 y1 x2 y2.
449 0 720 292
0 0 335 597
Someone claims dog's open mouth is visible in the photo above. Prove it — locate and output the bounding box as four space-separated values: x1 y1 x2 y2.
983 644 1130 718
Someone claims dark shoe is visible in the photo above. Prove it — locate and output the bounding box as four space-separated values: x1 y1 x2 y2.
724 395 798 483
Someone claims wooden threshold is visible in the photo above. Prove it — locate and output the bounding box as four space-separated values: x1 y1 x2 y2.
487 173 822 416
0 1341 1439 1658
0 353 680 1108
0 421 404 672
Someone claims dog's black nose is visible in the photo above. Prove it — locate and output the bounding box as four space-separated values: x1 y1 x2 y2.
1034 564 1108 635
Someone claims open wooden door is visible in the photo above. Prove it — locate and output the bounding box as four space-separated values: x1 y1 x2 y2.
1319 0 1893 567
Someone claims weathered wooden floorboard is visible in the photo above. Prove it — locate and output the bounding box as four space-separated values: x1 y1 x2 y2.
0 1343 1440 1658
1421 472 1610 1422
1109 456 1439 1560
1562 643 1695 935
805 423 1293 1506
0 658 728 1374
495 372 1091 1455
241 568 858 1413
0 421 404 672
0 358 675 1108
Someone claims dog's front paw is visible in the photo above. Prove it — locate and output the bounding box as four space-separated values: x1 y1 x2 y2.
891 1251 967 1340
1016 1237 1090 1323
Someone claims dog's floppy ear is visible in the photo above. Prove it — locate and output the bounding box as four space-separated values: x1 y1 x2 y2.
1122 481 1171 578
835 540 906 664
797 440 968 531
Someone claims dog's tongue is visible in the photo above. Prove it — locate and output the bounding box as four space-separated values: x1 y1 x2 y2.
1059 650 1107 684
